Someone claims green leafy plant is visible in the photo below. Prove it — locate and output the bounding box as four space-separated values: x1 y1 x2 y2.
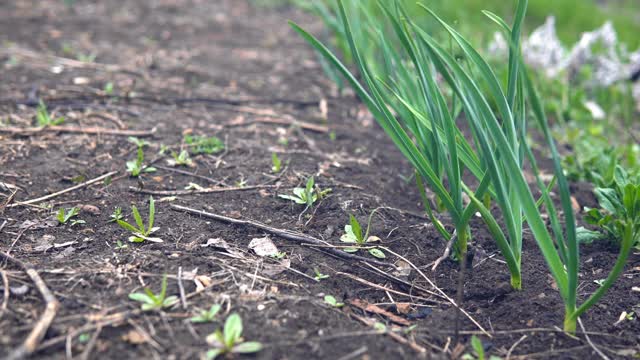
116 196 162 243
36 101 64 127
292 0 634 332
57 207 80 225
184 134 224 155
584 166 640 249
128 274 177 311
340 212 385 259
108 207 123 223
191 304 222 323
461 335 502 360
323 295 343 308
313 268 329 280
126 147 157 177
167 150 194 167
128 136 151 148
205 313 263 360
278 176 331 207
271 153 282 173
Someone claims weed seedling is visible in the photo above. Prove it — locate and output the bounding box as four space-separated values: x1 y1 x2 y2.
128 274 178 311
271 153 282 173
191 304 222 323
57 207 80 225
340 212 385 259
126 147 157 177
116 196 162 243
313 268 329 280
278 176 331 207
36 101 64 127
104 82 114 95
167 150 194 167
323 295 344 308
128 136 151 148
184 134 224 155
205 313 263 360
108 207 123 223
461 335 501 360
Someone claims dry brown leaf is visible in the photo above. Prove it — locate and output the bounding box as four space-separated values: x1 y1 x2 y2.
349 299 411 326
121 329 147 345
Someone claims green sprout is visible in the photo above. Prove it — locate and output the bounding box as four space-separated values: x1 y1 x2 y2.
205 313 263 360
271 153 282 173
190 304 222 323
108 207 123 223
461 335 501 360
323 295 343 308
278 176 331 207
57 207 80 225
340 212 385 259
168 150 194 167
116 196 162 243
128 136 150 148
36 101 64 127
104 82 114 95
313 268 329 281
128 274 178 311
184 134 224 155
126 147 157 177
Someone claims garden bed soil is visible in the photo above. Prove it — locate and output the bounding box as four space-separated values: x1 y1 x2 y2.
0 1 638 359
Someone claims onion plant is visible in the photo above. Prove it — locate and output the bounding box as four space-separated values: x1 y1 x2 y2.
291 0 634 332
290 0 529 289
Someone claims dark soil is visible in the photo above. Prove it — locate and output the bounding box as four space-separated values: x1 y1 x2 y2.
0 1 638 359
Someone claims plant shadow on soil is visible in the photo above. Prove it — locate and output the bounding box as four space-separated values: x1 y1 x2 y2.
0 1 638 359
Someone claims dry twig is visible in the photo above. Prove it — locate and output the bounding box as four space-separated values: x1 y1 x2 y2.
0 126 155 137
8 171 118 207
0 252 60 360
170 204 394 268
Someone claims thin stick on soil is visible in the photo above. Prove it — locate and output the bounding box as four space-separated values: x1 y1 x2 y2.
578 318 610 360
454 249 468 345
380 247 489 337
178 267 187 310
506 335 528 360
0 269 9 320
348 311 427 355
0 126 155 137
169 204 394 268
0 252 60 360
154 165 226 186
431 230 457 271
8 171 118 207
130 184 275 196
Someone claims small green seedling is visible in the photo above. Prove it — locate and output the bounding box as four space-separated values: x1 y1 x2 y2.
115 240 128 250
57 207 80 225
36 101 64 127
126 147 157 177
190 304 222 323
461 335 502 360
168 150 194 167
205 313 263 360
128 274 178 311
278 176 331 207
340 212 385 259
109 207 123 223
128 136 151 148
323 295 343 308
184 134 224 155
271 153 282 173
270 251 286 259
116 196 162 243
313 268 329 280
104 82 114 95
